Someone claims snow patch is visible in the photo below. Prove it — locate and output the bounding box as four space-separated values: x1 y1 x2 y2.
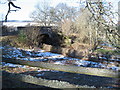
1 45 120 71
54 61 65 65
2 62 25 68
75 60 91 67
36 73 45 76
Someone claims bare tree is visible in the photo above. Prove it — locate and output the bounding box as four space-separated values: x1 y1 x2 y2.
30 2 77 26
55 3 77 36
30 0 51 26
55 3 77 23
5 0 21 22
78 0 120 52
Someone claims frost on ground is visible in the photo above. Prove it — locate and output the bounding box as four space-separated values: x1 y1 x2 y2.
1 45 120 71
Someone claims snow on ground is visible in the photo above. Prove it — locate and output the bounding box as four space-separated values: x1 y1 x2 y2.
17 47 45 52
1 62 26 68
1 45 120 71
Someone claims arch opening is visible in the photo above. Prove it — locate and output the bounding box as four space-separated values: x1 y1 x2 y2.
37 34 52 47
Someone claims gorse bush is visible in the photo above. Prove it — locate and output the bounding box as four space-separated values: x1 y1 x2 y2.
17 27 40 47
18 30 27 42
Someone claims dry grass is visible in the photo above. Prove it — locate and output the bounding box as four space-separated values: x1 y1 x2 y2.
0 36 31 49
0 36 16 42
1 65 50 74
70 42 90 51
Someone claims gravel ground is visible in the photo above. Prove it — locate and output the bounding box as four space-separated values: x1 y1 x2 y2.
21 70 120 88
1 67 120 89
2 71 60 89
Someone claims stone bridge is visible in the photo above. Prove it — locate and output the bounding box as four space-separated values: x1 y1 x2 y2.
17 26 58 38
2 25 64 46
17 26 63 46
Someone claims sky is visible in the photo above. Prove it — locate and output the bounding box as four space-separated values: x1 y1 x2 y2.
0 0 119 21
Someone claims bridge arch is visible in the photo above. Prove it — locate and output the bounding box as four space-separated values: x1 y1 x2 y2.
37 33 53 47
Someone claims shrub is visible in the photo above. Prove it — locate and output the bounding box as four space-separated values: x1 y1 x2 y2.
17 30 27 43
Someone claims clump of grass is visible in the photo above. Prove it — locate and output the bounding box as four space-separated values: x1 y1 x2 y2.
0 36 14 46
9 31 31 48
96 48 119 55
17 31 27 43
